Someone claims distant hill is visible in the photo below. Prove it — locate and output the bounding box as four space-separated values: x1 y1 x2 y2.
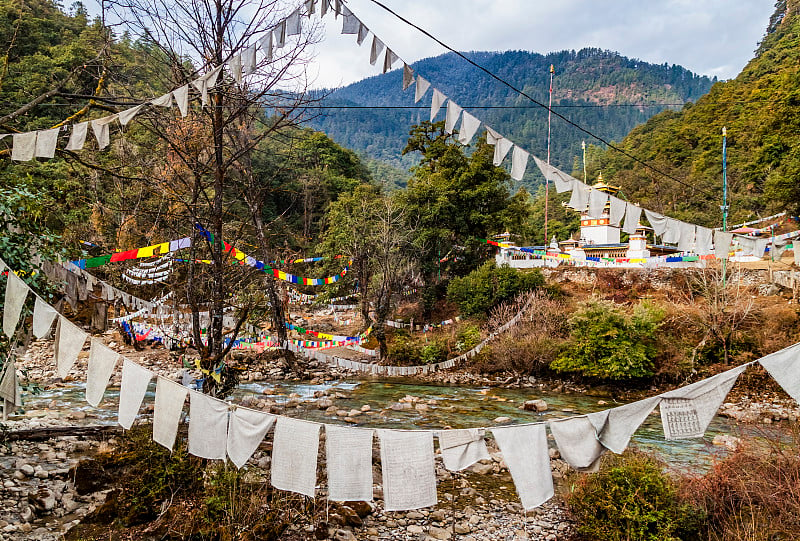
587 0 800 227
309 48 715 190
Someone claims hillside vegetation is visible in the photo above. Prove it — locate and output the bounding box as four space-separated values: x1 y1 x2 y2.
586 0 800 226
311 48 714 190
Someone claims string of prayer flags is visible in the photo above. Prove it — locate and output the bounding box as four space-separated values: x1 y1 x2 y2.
32 297 58 339
227 407 276 469
153 376 189 451
437 428 490 471
118 359 154 429
271 417 320 497
326 425 374 501
54 317 88 379
492 424 553 510
85 340 120 407
379 430 437 511
659 365 747 440
3 271 29 338
187 390 229 459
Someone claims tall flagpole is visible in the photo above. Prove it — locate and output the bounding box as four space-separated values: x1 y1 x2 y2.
544 64 554 246
582 140 587 182
722 127 728 286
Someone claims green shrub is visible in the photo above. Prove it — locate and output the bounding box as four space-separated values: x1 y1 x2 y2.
446 262 544 317
420 340 447 364
567 452 704 541
551 300 663 380
387 334 422 364
455 324 482 352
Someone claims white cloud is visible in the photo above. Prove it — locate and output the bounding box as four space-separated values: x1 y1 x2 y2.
309 0 774 88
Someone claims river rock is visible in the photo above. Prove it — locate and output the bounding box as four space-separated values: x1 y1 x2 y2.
493 416 511 424
522 399 548 412
428 526 452 540
19 464 34 477
316 398 334 409
72 459 111 495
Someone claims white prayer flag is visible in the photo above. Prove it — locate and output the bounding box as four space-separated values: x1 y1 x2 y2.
622 203 642 235
568 181 590 212
341 7 359 34
659 365 747 440
587 187 609 219
118 105 144 127
258 33 273 61
153 377 188 451
188 390 229 459
457 111 481 145
85 340 120 407
65 122 88 151
402 64 414 90
357 23 369 45
587 396 661 454
486 127 502 145
227 406 275 469
172 85 190 117
32 296 58 339
34 127 60 158
326 425 374 501
151 92 172 107
445 101 462 134
242 45 257 75
11 132 36 161
678 222 696 253
695 226 713 256
286 9 302 36
305 0 316 16
753 238 768 259
430 89 447 122
532 156 574 193
369 36 384 66
662 218 681 244
759 342 800 403
414 75 430 103
438 429 489 471
644 210 668 237
493 137 513 166
271 417 320 497
549 416 605 472
54 316 88 378
379 430 437 511
492 424 554 510
608 196 626 226
274 20 286 48
0 360 20 407
118 359 154 429
91 115 117 150
510 147 529 181
3 271 29 338
383 49 399 74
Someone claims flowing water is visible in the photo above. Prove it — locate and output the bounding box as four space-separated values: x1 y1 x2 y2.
17 377 776 473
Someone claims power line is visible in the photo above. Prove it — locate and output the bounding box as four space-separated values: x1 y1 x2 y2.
365 0 718 200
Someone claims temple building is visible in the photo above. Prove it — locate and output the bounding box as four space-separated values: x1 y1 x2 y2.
495 173 680 268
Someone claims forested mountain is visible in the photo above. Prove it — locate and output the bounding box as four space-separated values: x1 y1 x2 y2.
310 48 715 189
585 0 800 227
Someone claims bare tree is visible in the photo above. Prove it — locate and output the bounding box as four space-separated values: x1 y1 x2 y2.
104 0 322 392
675 267 759 367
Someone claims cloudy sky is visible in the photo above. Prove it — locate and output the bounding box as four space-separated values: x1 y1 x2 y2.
307 0 776 89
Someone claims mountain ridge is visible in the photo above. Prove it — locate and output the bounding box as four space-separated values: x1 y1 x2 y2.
309 47 715 189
